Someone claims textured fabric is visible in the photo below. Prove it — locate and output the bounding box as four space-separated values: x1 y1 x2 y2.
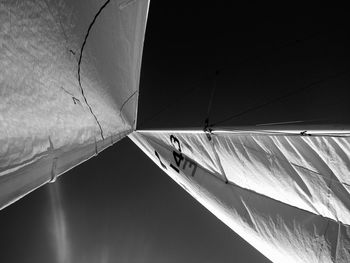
130 129 350 262
0 0 149 208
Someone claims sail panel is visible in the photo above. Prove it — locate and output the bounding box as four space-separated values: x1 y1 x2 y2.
130 130 350 262
215 132 350 224
136 130 350 224
0 0 149 208
0 132 128 210
72 0 150 126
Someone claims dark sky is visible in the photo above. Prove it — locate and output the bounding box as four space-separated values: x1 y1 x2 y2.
138 3 349 129
1 2 349 263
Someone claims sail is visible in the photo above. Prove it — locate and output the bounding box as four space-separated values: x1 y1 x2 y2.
130 129 350 262
0 0 150 209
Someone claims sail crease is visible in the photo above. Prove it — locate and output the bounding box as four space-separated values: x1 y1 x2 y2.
134 130 350 226
130 130 350 262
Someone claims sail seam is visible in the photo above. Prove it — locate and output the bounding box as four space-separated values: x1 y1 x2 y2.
77 0 113 140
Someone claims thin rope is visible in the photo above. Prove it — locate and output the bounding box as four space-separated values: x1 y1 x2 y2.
255 119 328 127
215 28 330 75
211 70 349 127
206 70 219 118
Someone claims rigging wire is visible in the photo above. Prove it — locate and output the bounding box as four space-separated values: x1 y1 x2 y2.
139 26 345 130
205 70 219 119
211 70 349 127
203 28 338 129
215 27 334 75
254 119 328 127
203 70 220 140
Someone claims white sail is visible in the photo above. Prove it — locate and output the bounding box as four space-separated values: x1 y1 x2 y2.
130 129 350 263
0 0 150 209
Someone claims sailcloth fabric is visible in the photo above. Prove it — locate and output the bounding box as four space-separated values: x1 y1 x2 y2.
130 129 350 263
0 0 150 209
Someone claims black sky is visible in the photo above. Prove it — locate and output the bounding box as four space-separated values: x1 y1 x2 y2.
138 3 350 129
1 2 349 263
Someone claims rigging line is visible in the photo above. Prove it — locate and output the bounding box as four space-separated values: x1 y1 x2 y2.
216 28 329 75
201 30 334 129
203 71 219 136
206 70 219 117
255 119 328 126
203 70 220 131
213 129 350 138
77 0 112 140
137 75 206 129
211 70 349 127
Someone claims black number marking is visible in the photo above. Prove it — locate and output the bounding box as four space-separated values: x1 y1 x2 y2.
170 163 180 173
72 97 80 104
183 158 198 177
170 135 184 173
169 135 198 177
172 150 184 167
155 150 167 169
170 135 181 152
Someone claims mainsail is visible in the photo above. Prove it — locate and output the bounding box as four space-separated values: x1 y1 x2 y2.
130 128 350 262
0 0 149 209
